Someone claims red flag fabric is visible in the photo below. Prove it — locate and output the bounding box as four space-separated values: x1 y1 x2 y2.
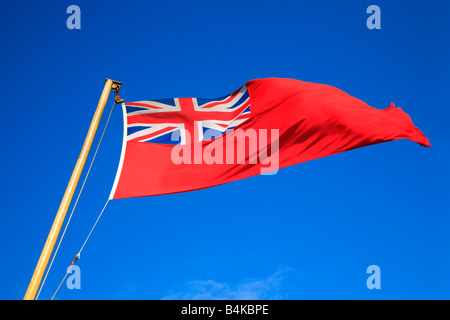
109 78 430 200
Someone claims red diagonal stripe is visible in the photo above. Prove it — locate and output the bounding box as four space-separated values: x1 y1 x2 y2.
126 102 164 109
128 126 178 143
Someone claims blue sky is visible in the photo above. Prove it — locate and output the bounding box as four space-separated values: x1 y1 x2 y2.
0 0 448 299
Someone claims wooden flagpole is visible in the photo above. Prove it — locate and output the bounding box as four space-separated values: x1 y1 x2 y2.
24 78 122 300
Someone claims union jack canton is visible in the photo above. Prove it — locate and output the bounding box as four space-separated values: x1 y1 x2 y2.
123 85 251 145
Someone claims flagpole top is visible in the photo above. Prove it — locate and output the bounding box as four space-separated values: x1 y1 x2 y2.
105 79 124 104
105 78 122 88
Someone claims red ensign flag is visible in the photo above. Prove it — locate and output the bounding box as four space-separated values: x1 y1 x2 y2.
109 78 430 199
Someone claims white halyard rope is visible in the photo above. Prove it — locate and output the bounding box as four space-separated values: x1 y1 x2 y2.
36 99 116 300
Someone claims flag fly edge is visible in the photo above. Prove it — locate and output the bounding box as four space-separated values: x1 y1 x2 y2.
109 103 128 200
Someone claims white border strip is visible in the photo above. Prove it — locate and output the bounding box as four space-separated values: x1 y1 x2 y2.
109 103 128 200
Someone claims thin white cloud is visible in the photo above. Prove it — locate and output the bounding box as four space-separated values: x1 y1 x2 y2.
162 267 292 300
